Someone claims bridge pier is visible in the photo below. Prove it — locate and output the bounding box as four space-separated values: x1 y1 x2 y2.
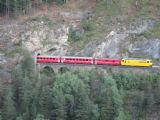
36 63 98 75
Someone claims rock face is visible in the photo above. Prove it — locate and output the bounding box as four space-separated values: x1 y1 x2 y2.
93 31 127 58
83 18 160 59
21 20 69 56
129 37 160 58
0 16 159 64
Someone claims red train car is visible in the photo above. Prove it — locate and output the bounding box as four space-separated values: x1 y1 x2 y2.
95 58 121 65
61 57 94 64
36 55 121 66
37 56 60 63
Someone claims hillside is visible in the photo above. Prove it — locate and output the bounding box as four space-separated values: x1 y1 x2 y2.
0 0 160 120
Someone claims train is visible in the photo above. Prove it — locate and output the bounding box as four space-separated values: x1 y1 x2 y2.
36 55 153 67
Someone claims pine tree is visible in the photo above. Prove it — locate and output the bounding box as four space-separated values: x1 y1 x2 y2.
16 115 23 120
0 112 2 120
52 88 66 120
21 76 33 114
39 86 52 117
21 51 35 78
2 86 17 120
12 66 23 113
52 72 96 120
74 82 90 120
34 114 49 120
99 75 124 120
10 0 19 17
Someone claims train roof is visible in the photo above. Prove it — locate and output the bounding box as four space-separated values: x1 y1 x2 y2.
37 55 60 57
37 56 93 59
61 56 93 59
122 58 151 60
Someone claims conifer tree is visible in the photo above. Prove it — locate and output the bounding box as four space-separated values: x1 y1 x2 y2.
39 86 52 117
16 115 23 120
0 112 2 120
99 75 124 120
21 50 35 78
34 114 49 120
52 88 66 120
12 66 23 113
10 0 18 17
2 86 17 120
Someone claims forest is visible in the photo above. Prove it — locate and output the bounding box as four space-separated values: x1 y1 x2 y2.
0 0 66 16
0 51 160 120
0 0 160 119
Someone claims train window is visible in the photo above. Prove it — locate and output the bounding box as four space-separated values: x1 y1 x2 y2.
147 61 149 63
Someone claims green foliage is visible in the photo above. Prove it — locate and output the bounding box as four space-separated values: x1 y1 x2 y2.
10 0 19 17
0 0 66 17
96 0 122 17
112 71 157 90
140 22 160 38
51 72 100 120
39 86 52 118
2 86 17 120
1 51 160 120
0 112 2 120
81 20 94 32
16 115 23 120
55 0 66 5
115 110 130 120
68 27 83 42
98 75 123 120
21 50 35 77
34 114 49 120
52 88 67 120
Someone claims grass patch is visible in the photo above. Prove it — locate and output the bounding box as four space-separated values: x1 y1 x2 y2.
139 22 160 38
137 0 160 18
0 65 3 69
5 46 22 57
95 0 121 17
29 15 55 28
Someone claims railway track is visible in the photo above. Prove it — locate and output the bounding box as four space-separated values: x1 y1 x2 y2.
38 63 160 71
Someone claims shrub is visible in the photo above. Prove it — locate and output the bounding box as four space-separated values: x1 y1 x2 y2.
81 20 94 32
68 27 83 42
55 0 66 5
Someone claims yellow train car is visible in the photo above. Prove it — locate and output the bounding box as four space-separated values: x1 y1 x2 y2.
121 58 153 67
